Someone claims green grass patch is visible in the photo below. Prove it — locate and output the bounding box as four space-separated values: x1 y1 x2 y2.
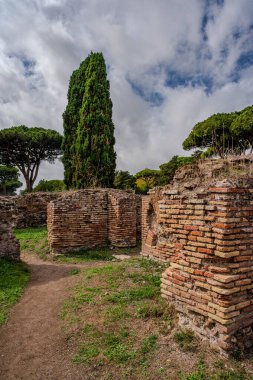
73 343 100 363
103 328 136 363
14 226 49 259
54 247 115 263
105 304 130 322
75 326 158 365
106 285 159 304
136 300 171 319
68 268 80 276
179 359 253 380
75 326 136 364
60 258 253 379
60 258 171 371
0 258 30 325
140 335 158 354
174 329 195 351
82 323 95 335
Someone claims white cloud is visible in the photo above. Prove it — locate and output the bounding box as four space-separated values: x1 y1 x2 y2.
1 0 253 188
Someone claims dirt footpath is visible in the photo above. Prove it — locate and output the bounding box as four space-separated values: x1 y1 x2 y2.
0 254 104 380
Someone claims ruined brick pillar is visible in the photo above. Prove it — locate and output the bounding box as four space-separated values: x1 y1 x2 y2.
142 181 253 353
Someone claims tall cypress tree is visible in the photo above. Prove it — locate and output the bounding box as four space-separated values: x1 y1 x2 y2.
72 52 116 188
62 56 90 188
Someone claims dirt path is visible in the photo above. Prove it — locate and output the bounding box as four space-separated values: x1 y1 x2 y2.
0 254 106 380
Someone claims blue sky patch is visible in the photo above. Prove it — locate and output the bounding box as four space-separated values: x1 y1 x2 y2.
126 76 164 106
21 58 36 77
236 50 253 71
165 70 214 95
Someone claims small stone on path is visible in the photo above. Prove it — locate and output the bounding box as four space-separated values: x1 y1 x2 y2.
112 254 131 260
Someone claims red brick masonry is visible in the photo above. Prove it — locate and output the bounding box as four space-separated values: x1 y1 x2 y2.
141 159 253 353
48 189 141 253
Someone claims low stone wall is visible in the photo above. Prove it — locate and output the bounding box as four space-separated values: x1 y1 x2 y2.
48 189 139 253
14 192 62 228
0 197 20 260
141 157 253 353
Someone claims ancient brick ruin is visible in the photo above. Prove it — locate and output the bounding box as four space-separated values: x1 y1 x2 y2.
48 189 140 254
14 192 61 228
141 157 253 353
0 197 20 260
4 155 253 353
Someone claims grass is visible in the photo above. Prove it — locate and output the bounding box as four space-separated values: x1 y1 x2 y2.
68 268 80 276
0 258 30 325
174 329 196 351
54 247 115 263
14 226 139 263
61 258 171 373
140 335 158 354
60 257 253 379
179 359 253 380
14 227 50 260
105 304 130 322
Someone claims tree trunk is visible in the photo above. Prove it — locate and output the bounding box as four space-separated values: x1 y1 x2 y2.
25 176 33 192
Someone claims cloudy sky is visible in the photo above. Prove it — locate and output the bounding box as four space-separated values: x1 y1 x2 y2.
1 0 253 186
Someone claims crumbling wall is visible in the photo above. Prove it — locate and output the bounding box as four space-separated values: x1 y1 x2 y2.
14 192 62 228
141 157 253 353
0 197 20 260
48 189 139 254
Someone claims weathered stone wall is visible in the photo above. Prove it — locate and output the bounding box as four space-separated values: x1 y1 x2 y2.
141 157 253 353
0 197 20 260
14 192 62 228
48 189 139 254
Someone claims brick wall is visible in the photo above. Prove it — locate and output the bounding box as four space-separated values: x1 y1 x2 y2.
108 190 137 247
141 157 253 353
0 197 20 260
135 195 142 240
48 189 139 254
14 192 62 228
